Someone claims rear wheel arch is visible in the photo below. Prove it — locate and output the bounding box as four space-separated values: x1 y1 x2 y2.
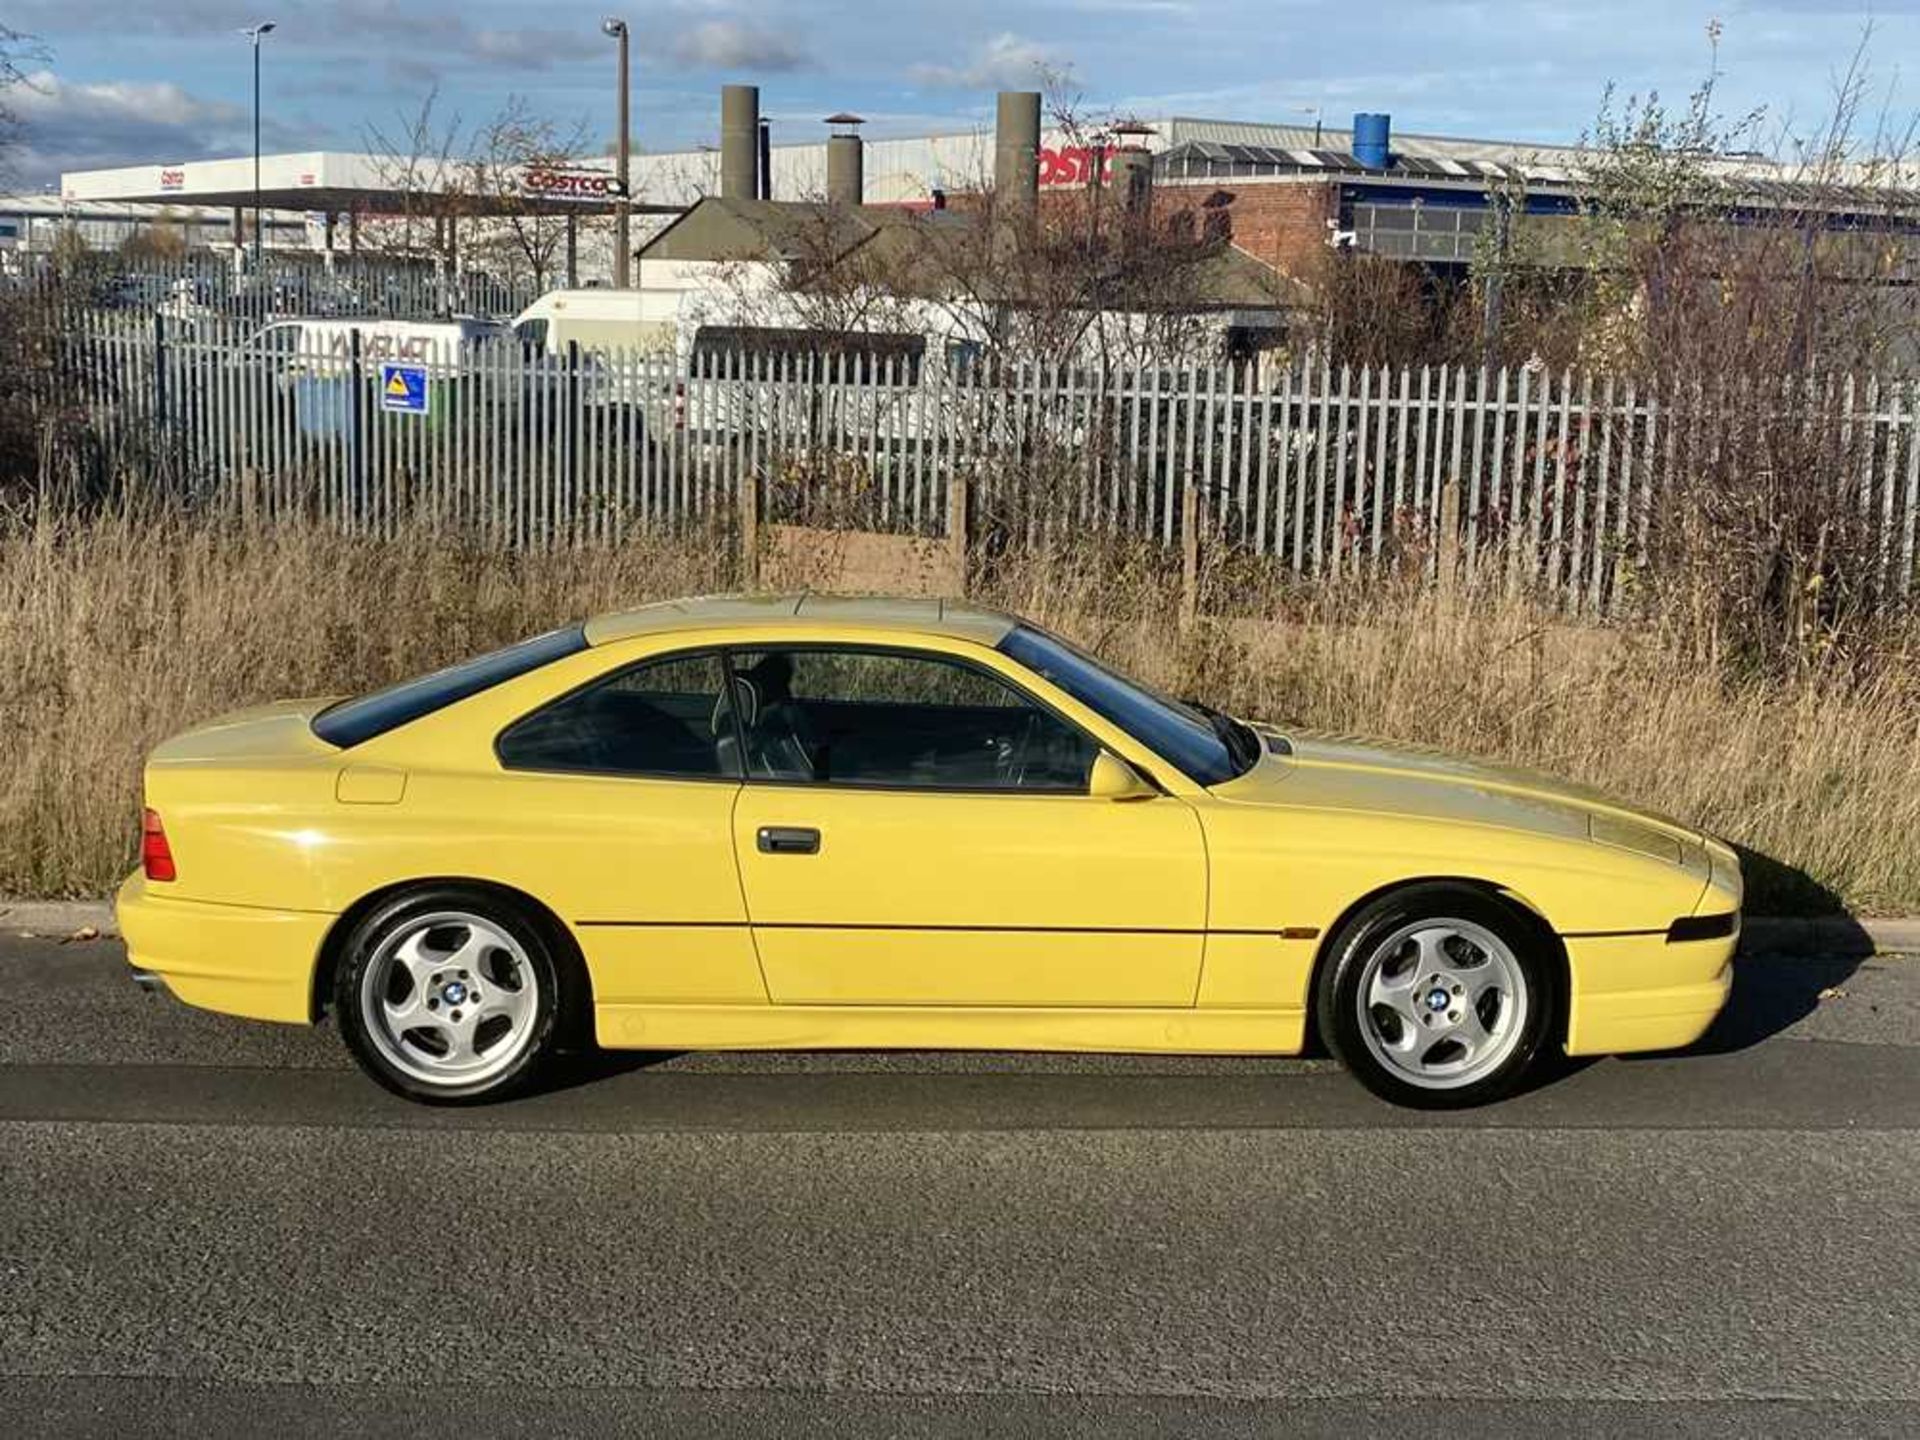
1304 876 1570 1050
312 878 591 1038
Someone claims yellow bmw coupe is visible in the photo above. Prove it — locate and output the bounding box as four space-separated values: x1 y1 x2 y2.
118 595 1740 1107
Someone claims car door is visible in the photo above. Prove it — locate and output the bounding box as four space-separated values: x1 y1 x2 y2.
726 644 1208 1008
486 648 767 1031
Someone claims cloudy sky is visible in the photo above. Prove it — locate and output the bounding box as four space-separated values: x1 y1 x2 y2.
1 0 1913 187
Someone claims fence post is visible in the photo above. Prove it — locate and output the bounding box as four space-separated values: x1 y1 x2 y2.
348 327 365 528
946 471 969 595
152 310 167 436
739 459 760 589
1438 476 1461 604
566 339 581 540
1180 468 1199 626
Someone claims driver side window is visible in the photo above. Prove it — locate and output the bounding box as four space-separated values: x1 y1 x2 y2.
726 647 1096 792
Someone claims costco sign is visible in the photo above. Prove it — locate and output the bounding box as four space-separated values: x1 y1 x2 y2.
1039 145 1118 188
519 169 620 201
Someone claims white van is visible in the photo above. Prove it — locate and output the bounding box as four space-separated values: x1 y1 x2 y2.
242 316 506 376
510 289 680 359
510 289 693 422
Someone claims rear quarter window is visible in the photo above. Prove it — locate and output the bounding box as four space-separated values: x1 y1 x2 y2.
312 626 588 749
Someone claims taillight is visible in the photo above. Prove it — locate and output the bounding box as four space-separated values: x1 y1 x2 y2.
141 808 176 882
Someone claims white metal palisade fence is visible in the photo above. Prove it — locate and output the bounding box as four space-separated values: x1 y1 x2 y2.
56 310 1920 610
7 253 539 323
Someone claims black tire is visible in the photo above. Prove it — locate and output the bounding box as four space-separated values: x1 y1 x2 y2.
1314 883 1560 1109
333 885 568 1105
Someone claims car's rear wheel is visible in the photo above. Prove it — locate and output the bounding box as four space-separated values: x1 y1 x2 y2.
1316 884 1558 1108
335 888 563 1104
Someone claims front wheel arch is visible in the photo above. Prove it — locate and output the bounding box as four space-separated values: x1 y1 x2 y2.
311 878 591 1042
1303 876 1570 1056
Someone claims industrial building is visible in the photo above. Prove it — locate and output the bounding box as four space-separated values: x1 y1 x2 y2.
44 83 1919 317
43 101 1618 285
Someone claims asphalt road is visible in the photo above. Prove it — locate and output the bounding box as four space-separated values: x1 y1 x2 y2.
2 933 1918 1439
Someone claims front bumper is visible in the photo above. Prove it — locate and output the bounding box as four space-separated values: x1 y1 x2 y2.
1563 926 1737 1055
116 871 333 1024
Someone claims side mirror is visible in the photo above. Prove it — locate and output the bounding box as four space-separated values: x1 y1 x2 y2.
1088 750 1158 802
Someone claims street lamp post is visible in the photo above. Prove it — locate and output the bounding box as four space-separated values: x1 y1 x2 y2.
241 20 276 280
602 17 631 287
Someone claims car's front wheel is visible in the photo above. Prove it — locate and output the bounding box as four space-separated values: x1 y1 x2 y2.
1316 884 1558 1108
334 888 564 1104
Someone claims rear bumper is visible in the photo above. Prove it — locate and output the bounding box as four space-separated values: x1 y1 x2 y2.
115 871 333 1024
1564 928 1737 1056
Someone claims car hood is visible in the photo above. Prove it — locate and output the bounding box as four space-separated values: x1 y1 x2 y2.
1222 728 1709 860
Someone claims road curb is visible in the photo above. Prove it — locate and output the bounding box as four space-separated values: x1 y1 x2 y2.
1741 916 1920 956
4 898 1918 953
1 900 119 938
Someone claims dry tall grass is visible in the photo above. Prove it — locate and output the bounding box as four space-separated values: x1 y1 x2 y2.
0 504 731 899
983 545 1920 916
3 504 1917 913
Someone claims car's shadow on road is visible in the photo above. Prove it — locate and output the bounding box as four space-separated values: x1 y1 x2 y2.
541 1047 682 1094
1691 943 1867 1054
1649 843 1870 1058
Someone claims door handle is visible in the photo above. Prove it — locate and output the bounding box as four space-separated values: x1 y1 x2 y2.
757 825 821 855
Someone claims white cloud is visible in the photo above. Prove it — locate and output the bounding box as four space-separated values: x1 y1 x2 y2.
3 68 285 185
910 32 1056 91
660 19 810 73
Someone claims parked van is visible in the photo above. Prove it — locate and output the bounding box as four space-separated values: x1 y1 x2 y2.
510 289 691 425
510 289 678 360
241 316 507 376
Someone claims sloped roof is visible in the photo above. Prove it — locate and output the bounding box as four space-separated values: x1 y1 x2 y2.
1155 140 1920 220
637 196 900 265
638 194 1300 314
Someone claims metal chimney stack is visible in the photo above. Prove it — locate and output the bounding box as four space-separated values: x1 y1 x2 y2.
825 113 865 207
720 85 760 200
994 91 1041 211
1108 119 1157 216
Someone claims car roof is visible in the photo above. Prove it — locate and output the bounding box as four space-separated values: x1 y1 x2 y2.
582 593 1022 648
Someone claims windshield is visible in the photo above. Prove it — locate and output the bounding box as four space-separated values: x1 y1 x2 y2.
998 626 1249 786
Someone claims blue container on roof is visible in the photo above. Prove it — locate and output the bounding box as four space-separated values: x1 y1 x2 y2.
1353 113 1392 169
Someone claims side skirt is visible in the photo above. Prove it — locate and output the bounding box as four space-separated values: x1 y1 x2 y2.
595 1002 1307 1056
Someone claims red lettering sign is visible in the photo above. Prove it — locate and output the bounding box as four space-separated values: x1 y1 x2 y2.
159 168 186 191
1038 146 1117 187
520 169 617 200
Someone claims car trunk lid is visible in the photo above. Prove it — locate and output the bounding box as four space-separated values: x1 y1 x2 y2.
149 698 343 766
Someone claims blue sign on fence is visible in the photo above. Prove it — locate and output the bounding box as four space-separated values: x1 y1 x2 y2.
378 363 429 416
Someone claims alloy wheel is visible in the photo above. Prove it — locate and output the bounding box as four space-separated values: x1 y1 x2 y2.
357 910 542 1090
1354 918 1530 1091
